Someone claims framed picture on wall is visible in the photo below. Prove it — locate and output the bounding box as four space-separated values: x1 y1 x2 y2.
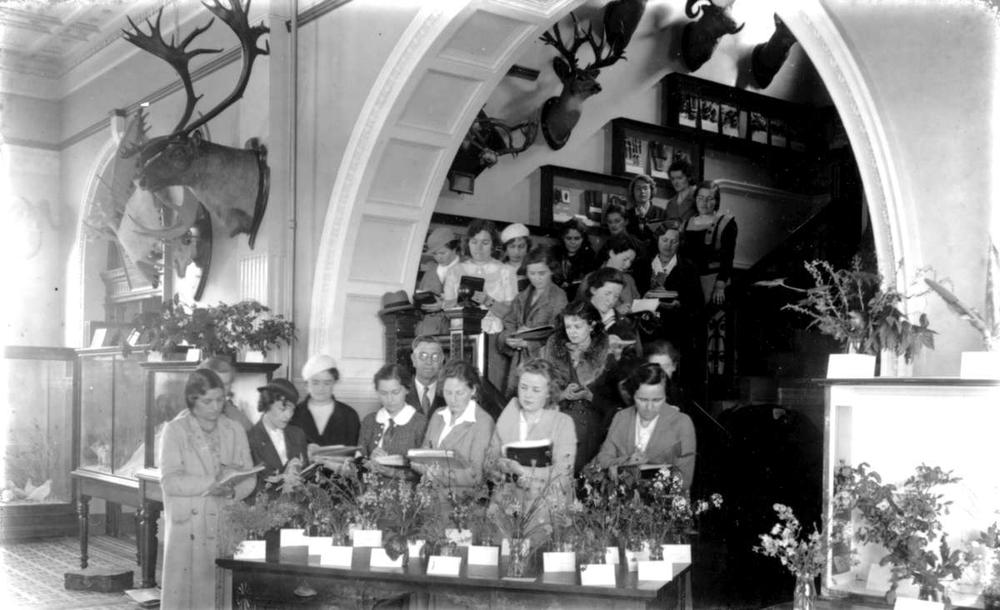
623 135 648 174
720 104 740 137
699 99 720 133
769 118 788 148
679 93 699 128
749 112 769 144
538 165 631 230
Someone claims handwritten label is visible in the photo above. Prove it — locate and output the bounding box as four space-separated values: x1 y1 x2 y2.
894 599 945 610
280 528 307 548
234 540 266 560
445 528 473 547
637 560 672 583
426 555 462 577
660 544 691 566
467 545 499 566
542 551 577 573
369 547 404 569
350 529 383 548
604 547 620 565
579 563 616 587
319 545 353 568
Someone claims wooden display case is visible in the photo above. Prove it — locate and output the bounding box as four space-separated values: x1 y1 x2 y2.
538 164 631 230
609 118 702 197
820 378 1000 608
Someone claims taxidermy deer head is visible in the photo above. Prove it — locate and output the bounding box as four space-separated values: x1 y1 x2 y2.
681 0 744 73
447 109 538 193
539 0 646 150
751 14 797 89
120 0 270 248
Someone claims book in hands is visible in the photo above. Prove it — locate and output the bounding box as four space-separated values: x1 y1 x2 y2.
629 298 661 314
510 324 556 341
406 448 470 470
203 464 265 494
310 445 361 458
502 440 553 468
457 275 486 305
372 454 407 468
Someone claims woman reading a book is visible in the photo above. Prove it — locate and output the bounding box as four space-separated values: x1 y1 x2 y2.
581 235 640 317
359 364 427 475
542 300 614 473
247 378 308 500
159 368 256 610
498 246 567 395
486 359 576 517
664 158 697 225
414 360 494 495
291 354 361 461
553 218 599 302
591 363 696 493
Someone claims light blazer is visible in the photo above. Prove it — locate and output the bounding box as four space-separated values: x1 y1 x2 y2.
159 410 254 610
486 399 576 505
497 283 568 392
592 405 696 492
247 420 309 499
421 401 494 492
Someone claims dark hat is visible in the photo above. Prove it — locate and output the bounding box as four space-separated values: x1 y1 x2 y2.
378 290 414 315
257 378 299 404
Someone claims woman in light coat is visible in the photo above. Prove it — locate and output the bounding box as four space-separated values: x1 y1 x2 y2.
160 368 255 610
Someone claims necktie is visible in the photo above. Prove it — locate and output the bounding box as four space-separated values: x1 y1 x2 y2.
421 387 431 413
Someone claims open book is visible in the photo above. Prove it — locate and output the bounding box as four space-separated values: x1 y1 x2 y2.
510 324 555 341
203 465 265 494
311 445 360 458
406 448 469 470
372 454 407 468
502 440 553 468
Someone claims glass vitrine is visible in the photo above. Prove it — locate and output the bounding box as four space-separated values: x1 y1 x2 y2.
821 378 1000 607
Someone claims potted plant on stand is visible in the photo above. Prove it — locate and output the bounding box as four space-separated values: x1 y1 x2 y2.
762 257 935 377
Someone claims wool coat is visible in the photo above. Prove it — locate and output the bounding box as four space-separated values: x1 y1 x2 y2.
497 283 568 394
591 405 697 492
159 410 255 610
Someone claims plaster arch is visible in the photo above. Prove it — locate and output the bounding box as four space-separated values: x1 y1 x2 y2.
309 0 910 382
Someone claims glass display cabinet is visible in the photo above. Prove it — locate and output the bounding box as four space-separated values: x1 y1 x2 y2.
1 346 77 541
821 378 1000 608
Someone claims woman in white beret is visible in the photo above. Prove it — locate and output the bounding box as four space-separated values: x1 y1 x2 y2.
289 354 360 455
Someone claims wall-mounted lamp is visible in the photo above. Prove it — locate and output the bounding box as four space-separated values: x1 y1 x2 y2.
447 110 538 195
680 0 744 73
751 14 797 89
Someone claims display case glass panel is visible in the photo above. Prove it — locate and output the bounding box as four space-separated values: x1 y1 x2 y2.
77 349 148 478
822 380 1000 607
3 347 75 504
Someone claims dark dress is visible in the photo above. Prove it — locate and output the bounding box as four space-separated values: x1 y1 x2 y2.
553 243 599 302
290 397 361 447
247 420 309 499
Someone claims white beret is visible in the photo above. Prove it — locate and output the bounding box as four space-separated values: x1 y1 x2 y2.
500 223 530 244
302 354 338 381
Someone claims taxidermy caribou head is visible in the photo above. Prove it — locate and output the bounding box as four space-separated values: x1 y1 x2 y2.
120 0 270 248
447 109 538 193
751 14 797 89
681 0 744 73
539 0 646 150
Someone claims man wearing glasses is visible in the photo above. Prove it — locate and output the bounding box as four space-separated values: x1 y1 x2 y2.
406 335 447 418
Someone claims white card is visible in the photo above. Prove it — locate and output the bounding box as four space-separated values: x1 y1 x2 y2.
579 563 616 587
369 547 404 569
625 548 649 572
319 545 353 568
280 528 307 547
467 545 499 566
185 347 202 362
605 547 620 565
637 560 673 582
351 529 382 548
542 551 576 572
660 544 691 565
866 562 894 592
306 536 331 556
426 555 462 576
895 599 945 610
445 528 473 546
234 540 266 560
407 539 425 559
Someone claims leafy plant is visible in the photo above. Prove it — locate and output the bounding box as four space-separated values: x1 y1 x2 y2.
755 503 831 579
769 258 935 361
128 294 296 357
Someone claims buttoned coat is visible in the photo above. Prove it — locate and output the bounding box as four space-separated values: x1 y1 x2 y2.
421 401 494 494
159 410 255 610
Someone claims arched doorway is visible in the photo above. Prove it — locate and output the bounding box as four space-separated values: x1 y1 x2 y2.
308 0 907 379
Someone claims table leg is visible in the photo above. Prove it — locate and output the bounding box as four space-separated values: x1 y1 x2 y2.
77 494 90 569
140 502 161 588
136 504 145 566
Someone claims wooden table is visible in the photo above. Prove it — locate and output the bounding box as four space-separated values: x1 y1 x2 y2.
218 546 690 609
135 468 163 588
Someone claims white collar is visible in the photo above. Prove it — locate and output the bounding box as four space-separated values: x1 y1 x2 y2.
652 254 677 276
376 404 416 426
439 399 478 427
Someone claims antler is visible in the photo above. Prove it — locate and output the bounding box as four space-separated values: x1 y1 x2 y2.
181 0 270 137
122 8 221 135
469 116 539 158
539 13 589 72
540 12 626 77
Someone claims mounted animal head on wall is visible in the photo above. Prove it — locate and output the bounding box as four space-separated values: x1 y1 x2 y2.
119 0 270 249
447 109 539 194
539 0 647 150
680 0 744 73
751 14 797 89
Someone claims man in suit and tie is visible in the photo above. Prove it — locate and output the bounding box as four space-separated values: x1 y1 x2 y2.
406 335 447 418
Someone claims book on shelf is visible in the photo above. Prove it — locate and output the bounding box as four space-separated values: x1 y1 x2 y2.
311 445 361 458
510 324 556 341
412 290 439 307
502 439 553 468
406 448 469 470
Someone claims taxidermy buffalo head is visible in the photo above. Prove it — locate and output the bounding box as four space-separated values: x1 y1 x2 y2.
681 0 744 73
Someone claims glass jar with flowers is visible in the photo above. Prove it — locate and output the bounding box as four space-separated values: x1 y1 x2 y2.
755 503 830 610
486 475 559 579
375 471 437 565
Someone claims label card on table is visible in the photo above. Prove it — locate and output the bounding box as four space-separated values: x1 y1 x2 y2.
579 563 617 587
467 545 499 566
234 540 266 560
604 547 620 565
319 545 354 568
305 536 331 556
637 560 673 583
280 528 307 547
426 555 462 577
895 599 945 610
369 547 404 569
660 544 691 565
351 529 383 548
542 551 577 573
407 539 425 559
625 548 649 572
445 528 473 547
866 562 894 593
